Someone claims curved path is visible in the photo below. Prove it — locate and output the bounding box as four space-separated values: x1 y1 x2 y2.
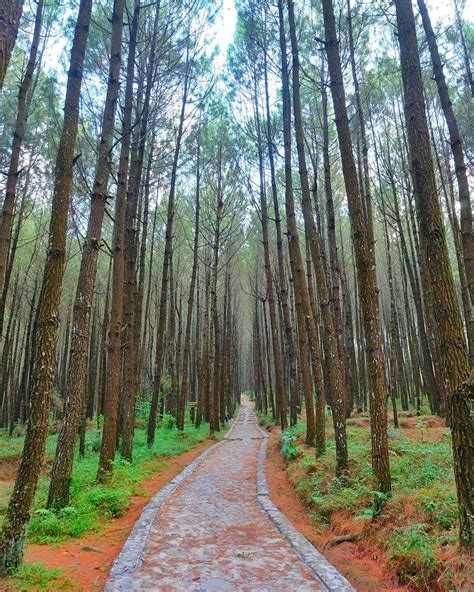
106 399 353 591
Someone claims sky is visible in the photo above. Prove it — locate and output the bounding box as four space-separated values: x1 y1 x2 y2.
40 0 473 97
209 0 474 73
213 0 237 70
42 0 473 75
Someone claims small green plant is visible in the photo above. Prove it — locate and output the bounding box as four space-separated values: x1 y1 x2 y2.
280 429 300 460
0 416 216 545
29 505 96 543
356 508 374 520
5 562 75 591
280 417 458 590
85 486 129 517
88 436 102 453
160 413 176 430
257 412 275 429
387 523 440 587
418 487 458 530
135 396 151 419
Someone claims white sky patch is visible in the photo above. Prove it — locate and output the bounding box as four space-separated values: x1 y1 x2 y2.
211 0 237 71
427 0 473 24
23 0 474 117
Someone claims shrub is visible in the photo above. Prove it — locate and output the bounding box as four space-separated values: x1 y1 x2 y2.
280 429 300 461
1 418 221 546
279 418 459 590
84 486 130 517
161 414 176 430
386 523 440 588
418 486 458 530
4 563 71 591
29 506 96 543
258 413 275 430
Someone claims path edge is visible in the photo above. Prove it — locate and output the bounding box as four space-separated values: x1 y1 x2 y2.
255 424 355 592
104 431 232 591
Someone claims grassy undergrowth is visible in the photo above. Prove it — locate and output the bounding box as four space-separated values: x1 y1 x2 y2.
0 414 220 544
1 413 224 590
272 414 470 591
1 563 77 591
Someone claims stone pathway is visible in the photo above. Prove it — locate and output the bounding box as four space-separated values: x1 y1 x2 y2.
106 399 353 591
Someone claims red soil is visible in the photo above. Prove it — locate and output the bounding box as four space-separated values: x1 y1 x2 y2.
1 416 454 591
2 441 212 592
265 429 409 592
0 456 21 482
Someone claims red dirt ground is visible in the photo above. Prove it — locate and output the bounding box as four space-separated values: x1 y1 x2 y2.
2 441 213 592
2 420 449 591
265 429 409 592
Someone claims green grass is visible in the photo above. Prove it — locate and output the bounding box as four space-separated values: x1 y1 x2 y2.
279 416 461 589
3 563 77 591
0 413 224 545
257 412 276 430
386 523 442 588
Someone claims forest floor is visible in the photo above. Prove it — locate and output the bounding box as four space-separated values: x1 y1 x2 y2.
0 403 352 592
262 411 474 592
106 399 349 591
0 418 221 591
1 409 472 591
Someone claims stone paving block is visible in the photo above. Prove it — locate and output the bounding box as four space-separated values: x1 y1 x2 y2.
106 400 354 592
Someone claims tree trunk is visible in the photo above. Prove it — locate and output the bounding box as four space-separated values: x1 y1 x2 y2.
0 0 92 571
0 0 24 90
177 138 200 430
47 0 125 508
147 47 190 445
321 73 350 415
288 0 347 472
166 253 177 416
277 0 316 446
453 0 474 97
418 0 474 359
322 0 391 495
209 147 223 435
121 2 160 458
254 71 287 430
135 143 153 394
395 0 472 547
97 0 140 483
346 0 373 247
0 0 43 323
263 46 293 427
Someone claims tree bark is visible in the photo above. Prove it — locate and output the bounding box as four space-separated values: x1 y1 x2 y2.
0 0 24 90
395 0 471 547
254 71 287 430
97 0 140 483
322 0 391 495
121 1 160 458
147 47 190 445
288 0 347 472
418 0 474 359
0 0 43 324
177 138 200 430
47 0 125 508
209 146 224 435
277 0 316 446
453 0 474 97
263 46 293 427
0 0 92 571
346 0 373 247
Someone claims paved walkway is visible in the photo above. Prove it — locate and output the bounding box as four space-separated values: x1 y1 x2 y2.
106 399 352 591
